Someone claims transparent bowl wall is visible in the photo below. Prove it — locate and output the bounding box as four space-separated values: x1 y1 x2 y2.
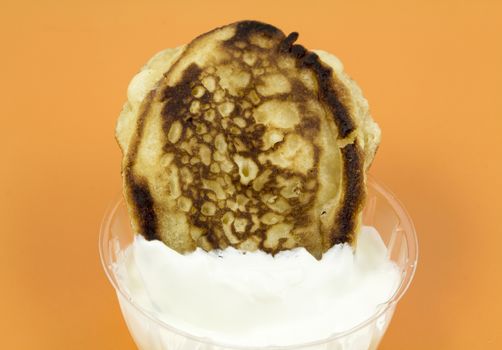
100 177 418 350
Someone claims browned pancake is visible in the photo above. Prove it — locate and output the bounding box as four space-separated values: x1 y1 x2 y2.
116 21 380 258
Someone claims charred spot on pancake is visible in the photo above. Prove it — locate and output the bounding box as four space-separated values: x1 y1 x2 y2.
331 143 364 246
127 173 157 240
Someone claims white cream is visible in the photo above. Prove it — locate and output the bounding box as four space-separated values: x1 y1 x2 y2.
114 226 400 347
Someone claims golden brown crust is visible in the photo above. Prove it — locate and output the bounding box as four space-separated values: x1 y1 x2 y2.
118 20 378 258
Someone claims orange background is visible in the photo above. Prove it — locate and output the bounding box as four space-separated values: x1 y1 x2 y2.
1 0 501 349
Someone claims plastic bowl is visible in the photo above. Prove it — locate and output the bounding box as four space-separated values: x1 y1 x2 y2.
99 176 418 350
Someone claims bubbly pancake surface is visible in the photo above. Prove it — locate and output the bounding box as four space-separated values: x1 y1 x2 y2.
117 21 380 258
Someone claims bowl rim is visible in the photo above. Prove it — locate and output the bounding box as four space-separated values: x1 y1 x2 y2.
99 175 418 349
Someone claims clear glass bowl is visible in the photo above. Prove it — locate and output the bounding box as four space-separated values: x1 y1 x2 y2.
99 176 418 350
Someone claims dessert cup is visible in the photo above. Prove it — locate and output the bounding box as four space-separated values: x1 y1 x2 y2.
100 176 418 350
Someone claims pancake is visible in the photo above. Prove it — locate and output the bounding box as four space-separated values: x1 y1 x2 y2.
116 21 380 258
